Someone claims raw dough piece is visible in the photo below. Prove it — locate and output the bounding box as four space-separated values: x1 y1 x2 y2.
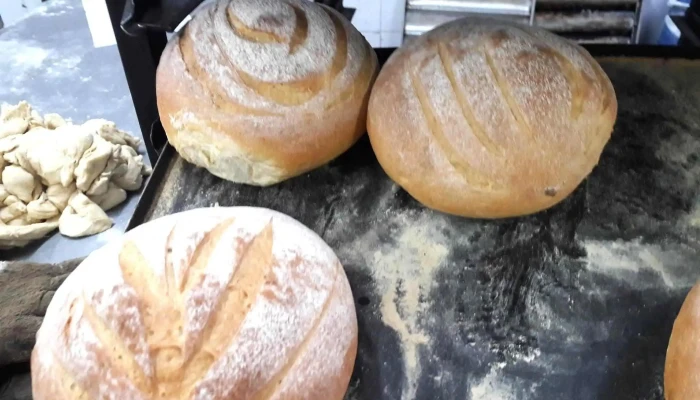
58 192 112 237
4 195 20 206
0 101 150 248
28 109 44 130
0 135 22 156
15 126 93 187
27 194 60 220
0 101 31 139
74 136 112 191
89 183 126 211
2 165 36 203
0 120 28 140
46 183 75 212
0 202 26 223
8 215 34 226
0 220 59 249
112 146 146 191
43 113 66 129
82 119 141 148
85 173 109 197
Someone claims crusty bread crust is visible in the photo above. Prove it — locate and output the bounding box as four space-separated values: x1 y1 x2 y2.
156 0 377 186
31 207 357 400
367 18 617 218
665 281 700 399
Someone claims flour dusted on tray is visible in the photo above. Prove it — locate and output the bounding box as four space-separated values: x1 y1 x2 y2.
0 101 152 249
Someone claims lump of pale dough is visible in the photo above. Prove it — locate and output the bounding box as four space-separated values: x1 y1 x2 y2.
0 134 21 155
28 109 43 129
89 183 126 211
112 146 147 191
0 101 32 139
8 215 35 226
74 136 112 191
0 102 152 247
0 219 58 242
0 202 27 223
1 101 32 121
0 119 28 140
43 113 66 129
46 183 76 212
82 119 141 149
58 192 112 237
27 193 60 220
14 126 93 187
4 195 20 206
2 165 37 203
85 173 109 196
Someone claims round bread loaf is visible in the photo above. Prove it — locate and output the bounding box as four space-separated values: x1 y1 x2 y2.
31 207 357 400
665 281 700 399
367 18 617 218
156 0 378 186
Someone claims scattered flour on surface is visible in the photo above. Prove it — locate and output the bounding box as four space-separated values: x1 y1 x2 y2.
685 202 700 228
0 40 50 69
348 211 450 399
45 56 82 78
469 366 516 400
584 239 681 288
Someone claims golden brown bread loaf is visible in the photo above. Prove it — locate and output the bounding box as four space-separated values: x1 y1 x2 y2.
367 18 617 218
665 281 700 399
31 207 358 400
156 0 377 186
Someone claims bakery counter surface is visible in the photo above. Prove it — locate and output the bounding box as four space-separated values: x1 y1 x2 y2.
0 0 151 263
130 56 700 399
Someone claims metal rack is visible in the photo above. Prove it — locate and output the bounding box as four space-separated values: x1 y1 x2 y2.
403 0 639 43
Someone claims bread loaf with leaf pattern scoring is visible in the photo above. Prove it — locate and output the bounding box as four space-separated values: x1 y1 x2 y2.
31 207 358 400
156 0 378 186
368 18 617 218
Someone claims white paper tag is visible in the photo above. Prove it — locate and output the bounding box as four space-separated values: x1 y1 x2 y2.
82 0 116 48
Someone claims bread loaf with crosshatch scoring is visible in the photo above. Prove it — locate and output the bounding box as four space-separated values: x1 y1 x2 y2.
31 207 358 400
367 18 617 218
156 0 378 186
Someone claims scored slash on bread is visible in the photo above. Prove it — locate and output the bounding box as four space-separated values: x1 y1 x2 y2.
367 18 617 219
31 207 357 400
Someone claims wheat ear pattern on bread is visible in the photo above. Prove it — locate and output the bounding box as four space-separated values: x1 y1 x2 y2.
367 18 617 218
156 0 378 186
31 207 358 400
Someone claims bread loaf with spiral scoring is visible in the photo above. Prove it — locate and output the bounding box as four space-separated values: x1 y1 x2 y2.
156 0 378 186
31 207 358 400
367 18 617 218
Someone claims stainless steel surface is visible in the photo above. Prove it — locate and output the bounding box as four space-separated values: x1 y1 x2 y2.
408 0 532 16
404 0 639 43
575 35 633 43
637 0 670 43
0 0 150 262
534 10 636 32
404 9 528 35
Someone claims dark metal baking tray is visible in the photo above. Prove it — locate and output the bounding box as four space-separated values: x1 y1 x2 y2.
128 46 700 400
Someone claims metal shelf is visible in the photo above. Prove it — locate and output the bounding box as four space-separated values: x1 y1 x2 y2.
407 0 532 16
